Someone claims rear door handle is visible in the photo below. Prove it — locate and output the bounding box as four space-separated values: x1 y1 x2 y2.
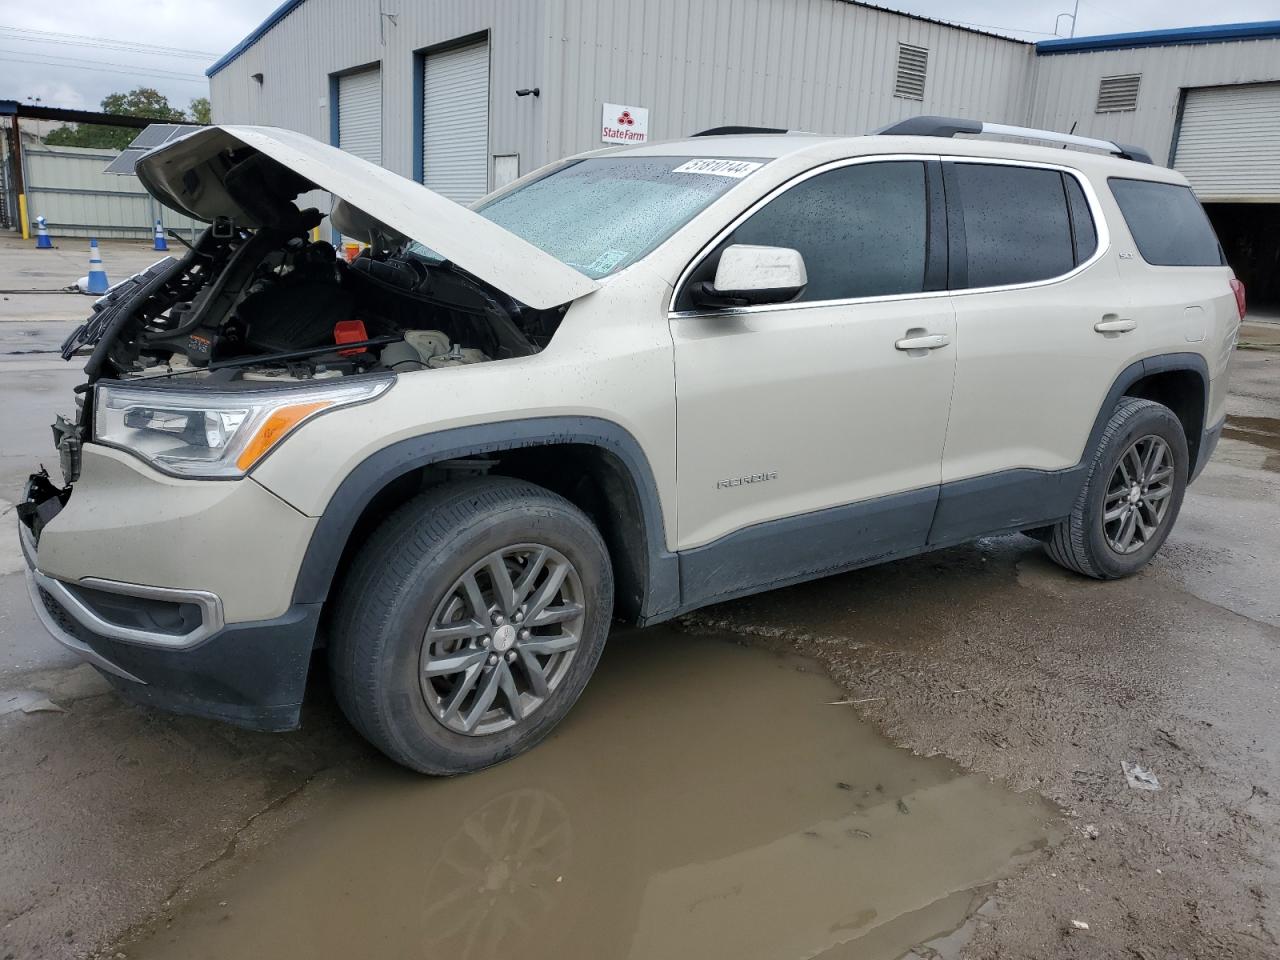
894 333 950 352
1094 317 1137 334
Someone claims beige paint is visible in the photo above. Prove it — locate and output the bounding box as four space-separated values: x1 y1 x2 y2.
670 289 956 549
40 131 1239 612
251 133 1233 555
37 445 316 623
250 263 681 546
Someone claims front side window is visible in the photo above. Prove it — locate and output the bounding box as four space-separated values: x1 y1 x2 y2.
949 163 1078 289
1108 178 1225 267
677 160 929 309
453 156 764 279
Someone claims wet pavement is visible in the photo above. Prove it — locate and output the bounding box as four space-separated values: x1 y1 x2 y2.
1 297 1278 959
118 634 1058 960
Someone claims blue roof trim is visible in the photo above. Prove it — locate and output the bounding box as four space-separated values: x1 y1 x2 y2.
206 0 307 77
1037 20 1280 54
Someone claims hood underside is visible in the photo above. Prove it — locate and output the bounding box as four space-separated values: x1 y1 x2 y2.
134 125 599 310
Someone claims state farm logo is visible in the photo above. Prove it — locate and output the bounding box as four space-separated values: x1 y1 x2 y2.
601 102 649 144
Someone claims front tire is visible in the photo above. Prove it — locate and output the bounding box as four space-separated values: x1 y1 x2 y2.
329 477 614 774
1044 397 1188 580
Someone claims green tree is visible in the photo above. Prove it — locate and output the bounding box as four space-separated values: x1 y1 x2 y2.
188 97 211 125
43 87 190 150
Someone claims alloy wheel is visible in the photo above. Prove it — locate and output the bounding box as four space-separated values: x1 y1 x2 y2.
420 544 585 736
1103 434 1175 555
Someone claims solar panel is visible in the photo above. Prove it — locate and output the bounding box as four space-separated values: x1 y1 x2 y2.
102 124 203 175
128 123 183 148
103 148 148 175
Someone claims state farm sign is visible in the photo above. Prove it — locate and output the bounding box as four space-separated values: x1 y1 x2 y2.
601 102 649 144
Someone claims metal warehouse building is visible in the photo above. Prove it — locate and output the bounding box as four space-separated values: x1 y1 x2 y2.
207 1 1280 305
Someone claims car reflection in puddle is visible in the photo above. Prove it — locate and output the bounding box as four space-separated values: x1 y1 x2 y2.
125 629 1061 960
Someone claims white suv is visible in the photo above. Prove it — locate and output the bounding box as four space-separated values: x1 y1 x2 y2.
19 118 1243 773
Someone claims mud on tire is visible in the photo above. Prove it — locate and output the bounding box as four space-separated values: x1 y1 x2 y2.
328 477 614 774
1043 396 1189 580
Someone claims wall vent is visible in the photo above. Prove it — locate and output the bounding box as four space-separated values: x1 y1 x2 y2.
893 44 928 101
1096 74 1141 113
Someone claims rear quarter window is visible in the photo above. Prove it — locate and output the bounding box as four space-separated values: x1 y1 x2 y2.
1108 178 1225 267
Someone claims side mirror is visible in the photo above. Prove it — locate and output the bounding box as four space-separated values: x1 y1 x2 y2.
690 244 808 308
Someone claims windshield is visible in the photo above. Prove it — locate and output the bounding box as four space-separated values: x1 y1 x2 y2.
458 156 765 279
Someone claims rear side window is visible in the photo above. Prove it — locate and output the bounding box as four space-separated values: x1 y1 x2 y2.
1108 178 1225 266
677 160 928 308
948 163 1076 288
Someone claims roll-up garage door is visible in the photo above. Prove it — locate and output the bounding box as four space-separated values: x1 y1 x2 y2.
1173 83 1280 201
337 66 382 166
422 40 490 204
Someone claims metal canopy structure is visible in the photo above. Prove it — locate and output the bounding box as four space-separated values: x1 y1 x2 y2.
0 100 180 128
2 101 206 238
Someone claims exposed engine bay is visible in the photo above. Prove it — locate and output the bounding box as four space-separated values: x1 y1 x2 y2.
62 150 566 395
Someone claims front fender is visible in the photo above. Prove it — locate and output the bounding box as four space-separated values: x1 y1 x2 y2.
283 416 680 622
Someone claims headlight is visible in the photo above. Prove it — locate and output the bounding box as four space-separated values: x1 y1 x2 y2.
94 377 392 478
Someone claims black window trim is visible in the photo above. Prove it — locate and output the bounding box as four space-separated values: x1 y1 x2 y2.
941 157 1110 297
669 154 1110 317
669 153 946 316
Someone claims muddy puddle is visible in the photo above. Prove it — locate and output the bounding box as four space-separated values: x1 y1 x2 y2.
1223 415 1280 472
124 630 1059 960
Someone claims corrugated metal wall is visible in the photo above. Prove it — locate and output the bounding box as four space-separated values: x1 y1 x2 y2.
210 0 1034 186
206 0 1280 189
541 0 1034 159
1028 38 1280 165
22 141 202 240
209 0 546 184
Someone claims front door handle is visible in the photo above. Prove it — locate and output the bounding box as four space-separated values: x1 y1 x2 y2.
894 333 950 352
1094 317 1137 334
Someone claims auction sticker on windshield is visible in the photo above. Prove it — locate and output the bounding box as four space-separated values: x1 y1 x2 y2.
672 159 764 178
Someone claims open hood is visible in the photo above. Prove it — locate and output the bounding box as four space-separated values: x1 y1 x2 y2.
134 125 599 310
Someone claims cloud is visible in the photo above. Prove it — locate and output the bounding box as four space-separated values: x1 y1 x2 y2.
0 0 276 110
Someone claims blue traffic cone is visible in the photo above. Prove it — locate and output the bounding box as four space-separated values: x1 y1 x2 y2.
35 215 53 249
152 219 169 252
86 239 110 295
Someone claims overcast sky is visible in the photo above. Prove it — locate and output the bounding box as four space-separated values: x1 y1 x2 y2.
2 0 1277 114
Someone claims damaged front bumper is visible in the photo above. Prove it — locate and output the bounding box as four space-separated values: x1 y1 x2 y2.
18 471 320 732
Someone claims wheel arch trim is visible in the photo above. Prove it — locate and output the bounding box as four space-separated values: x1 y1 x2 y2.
289 417 681 622
1088 352 1210 469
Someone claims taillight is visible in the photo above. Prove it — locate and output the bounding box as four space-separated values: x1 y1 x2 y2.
1230 277 1246 320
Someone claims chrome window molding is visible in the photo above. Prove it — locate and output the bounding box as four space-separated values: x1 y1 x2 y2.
668 153 1111 319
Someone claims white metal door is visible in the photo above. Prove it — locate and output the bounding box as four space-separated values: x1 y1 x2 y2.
1174 83 1280 202
337 67 382 166
422 40 490 204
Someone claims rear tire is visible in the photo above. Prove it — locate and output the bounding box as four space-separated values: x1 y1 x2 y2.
329 477 614 774
1043 397 1188 580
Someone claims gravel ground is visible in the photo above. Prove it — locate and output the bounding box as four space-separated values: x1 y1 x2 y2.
681 343 1280 959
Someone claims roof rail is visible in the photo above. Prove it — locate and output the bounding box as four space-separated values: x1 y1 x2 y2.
876 115 1153 164
691 125 789 137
